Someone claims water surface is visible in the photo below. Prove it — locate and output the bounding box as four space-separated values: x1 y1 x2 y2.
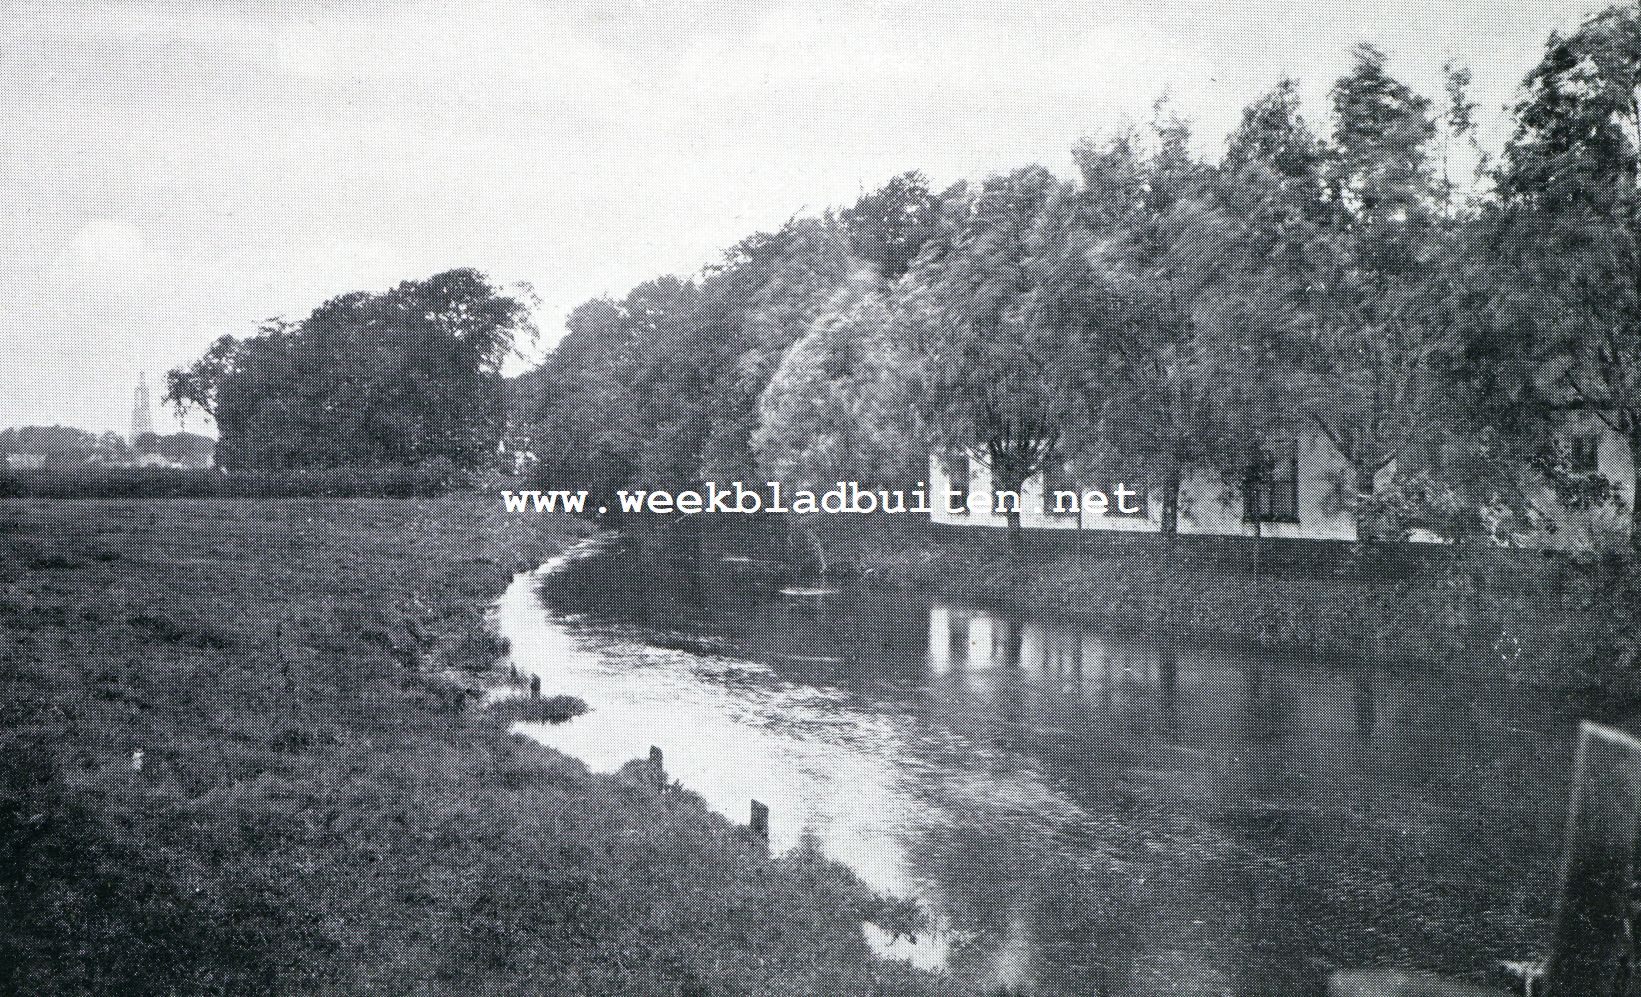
497 538 1577 996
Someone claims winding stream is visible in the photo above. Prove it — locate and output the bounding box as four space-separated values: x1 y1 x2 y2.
497 536 1579 996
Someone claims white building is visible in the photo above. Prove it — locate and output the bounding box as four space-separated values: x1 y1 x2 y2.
928 426 1636 548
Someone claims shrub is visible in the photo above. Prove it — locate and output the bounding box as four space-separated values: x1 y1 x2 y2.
489 694 589 725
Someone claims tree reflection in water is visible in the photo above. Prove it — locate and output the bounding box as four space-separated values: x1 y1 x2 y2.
510 540 1576 997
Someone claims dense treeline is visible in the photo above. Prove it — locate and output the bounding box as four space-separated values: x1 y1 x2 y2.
530 9 1641 552
167 269 534 473
0 426 134 466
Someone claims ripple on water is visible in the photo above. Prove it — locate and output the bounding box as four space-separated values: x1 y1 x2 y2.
497 543 1578 997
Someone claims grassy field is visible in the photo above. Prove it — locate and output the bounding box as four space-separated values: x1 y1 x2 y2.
0 496 952 997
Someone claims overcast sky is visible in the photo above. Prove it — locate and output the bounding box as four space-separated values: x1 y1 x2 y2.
0 0 1612 434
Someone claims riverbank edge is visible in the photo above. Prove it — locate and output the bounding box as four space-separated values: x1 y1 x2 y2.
0 495 956 997
429 507 952 991
790 518 1621 694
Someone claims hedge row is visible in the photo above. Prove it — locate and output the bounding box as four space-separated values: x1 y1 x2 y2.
0 463 478 499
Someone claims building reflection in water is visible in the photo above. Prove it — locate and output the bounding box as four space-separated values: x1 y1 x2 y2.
515 548 1578 997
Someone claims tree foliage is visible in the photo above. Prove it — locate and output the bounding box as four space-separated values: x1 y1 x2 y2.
1058 112 1221 531
168 269 533 472
753 274 923 490
520 8 1641 554
1455 5 1641 547
894 166 1102 539
837 170 942 282
0 426 130 467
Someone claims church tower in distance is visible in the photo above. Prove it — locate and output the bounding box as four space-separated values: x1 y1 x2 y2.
130 373 154 444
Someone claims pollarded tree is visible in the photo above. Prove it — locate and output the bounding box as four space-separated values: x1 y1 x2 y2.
1454 5 1641 551
1058 110 1225 534
898 166 1099 545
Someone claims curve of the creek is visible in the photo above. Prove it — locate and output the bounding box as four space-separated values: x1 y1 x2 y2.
495 536 1577 997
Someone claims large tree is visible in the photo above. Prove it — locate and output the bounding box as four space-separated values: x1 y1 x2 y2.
529 280 696 505
1304 45 1450 537
1183 60 1457 541
752 273 923 491
1179 80 1334 534
705 218 859 482
898 166 1098 544
1454 5 1641 550
168 269 533 472
552 222 860 494
1058 111 1223 534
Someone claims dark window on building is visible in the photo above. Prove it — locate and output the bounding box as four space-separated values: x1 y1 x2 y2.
944 452 970 515
1245 440 1300 523
1042 462 1078 516
1569 433 1601 474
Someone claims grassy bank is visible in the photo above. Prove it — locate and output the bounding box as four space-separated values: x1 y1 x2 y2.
0 496 950 996
816 520 1628 695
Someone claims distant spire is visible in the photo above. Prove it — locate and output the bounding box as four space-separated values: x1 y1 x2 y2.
130 373 154 443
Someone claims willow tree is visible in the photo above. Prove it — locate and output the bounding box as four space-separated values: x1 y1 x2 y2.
1058 112 1222 534
1177 80 1332 534
753 275 922 491
1454 5 1641 550
700 218 858 483
1301 45 1451 537
898 167 1098 545
753 275 924 567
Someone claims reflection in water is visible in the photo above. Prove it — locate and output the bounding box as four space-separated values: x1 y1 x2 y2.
1355 672 1377 741
498 540 1579 997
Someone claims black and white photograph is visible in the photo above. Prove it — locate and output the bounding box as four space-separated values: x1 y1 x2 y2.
8 2 1641 994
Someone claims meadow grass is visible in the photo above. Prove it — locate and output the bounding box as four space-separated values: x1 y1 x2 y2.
0 496 955 997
